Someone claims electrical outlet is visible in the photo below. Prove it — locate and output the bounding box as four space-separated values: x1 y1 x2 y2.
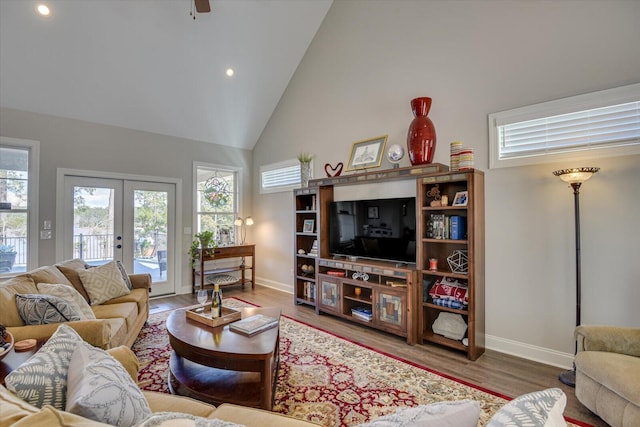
40 230 52 239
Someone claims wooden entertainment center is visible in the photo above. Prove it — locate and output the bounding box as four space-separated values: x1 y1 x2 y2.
293 164 485 360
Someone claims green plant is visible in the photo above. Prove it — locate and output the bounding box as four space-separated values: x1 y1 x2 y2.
189 231 217 267
0 244 16 254
297 152 314 164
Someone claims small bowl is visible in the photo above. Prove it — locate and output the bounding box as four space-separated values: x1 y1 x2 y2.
0 331 14 361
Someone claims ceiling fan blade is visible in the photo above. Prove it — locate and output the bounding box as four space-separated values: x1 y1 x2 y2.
194 0 211 13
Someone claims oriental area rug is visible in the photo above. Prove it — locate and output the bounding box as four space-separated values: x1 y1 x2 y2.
132 299 587 427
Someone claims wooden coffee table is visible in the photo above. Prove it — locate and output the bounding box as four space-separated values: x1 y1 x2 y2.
166 306 281 410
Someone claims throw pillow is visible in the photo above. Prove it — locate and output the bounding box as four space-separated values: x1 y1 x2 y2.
78 261 131 305
357 400 480 427
56 264 92 303
36 283 96 320
486 388 567 427
137 413 246 427
4 324 84 410
15 293 82 325
87 260 133 290
66 341 151 426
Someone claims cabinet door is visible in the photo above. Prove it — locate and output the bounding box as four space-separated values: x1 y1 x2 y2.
319 276 341 314
375 289 406 333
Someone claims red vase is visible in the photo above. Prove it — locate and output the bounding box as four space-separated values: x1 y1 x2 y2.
406 97 437 165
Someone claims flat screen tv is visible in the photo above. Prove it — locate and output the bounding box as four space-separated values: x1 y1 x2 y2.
329 197 416 265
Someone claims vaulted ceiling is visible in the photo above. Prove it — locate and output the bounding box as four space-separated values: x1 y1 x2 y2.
0 0 333 149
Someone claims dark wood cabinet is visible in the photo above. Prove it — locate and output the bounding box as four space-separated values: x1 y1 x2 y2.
192 245 255 294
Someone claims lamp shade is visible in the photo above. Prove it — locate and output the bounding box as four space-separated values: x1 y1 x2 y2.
553 167 599 184
234 217 243 226
245 217 254 226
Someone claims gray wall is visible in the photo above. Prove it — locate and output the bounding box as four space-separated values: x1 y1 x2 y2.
252 0 640 366
0 107 252 292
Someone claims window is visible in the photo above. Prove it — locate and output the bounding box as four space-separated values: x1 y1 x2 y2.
194 164 239 246
489 83 640 168
0 137 39 276
260 159 310 194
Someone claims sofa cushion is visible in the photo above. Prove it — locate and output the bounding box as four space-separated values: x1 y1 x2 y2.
11 405 114 427
0 384 39 425
356 400 480 427
56 264 92 303
486 388 566 427
144 392 218 418
0 276 38 326
78 261 131 305
56 258 88 271
15 293 82 325
36 282 96 320
575 351 640 405
23 265 73 286
92 302 138 332
66 341 151 426
4 324 84 410
101 288 149 314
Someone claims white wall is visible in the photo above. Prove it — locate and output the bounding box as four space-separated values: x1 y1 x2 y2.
252 0 640 366
0 107 253 293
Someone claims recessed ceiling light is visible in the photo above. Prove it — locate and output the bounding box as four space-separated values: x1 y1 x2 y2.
225 68 235 77
36 4 51 16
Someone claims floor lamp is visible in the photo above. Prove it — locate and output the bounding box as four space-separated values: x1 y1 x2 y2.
553 167 599 387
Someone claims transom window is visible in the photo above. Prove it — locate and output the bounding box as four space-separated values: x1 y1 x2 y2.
489 83 640 168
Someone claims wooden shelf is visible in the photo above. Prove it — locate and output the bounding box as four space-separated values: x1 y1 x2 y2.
191 245 255 293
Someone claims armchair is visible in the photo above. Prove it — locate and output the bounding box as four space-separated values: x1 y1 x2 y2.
574 325 640 427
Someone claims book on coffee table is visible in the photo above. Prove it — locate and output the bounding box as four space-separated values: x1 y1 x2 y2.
229 314 279 336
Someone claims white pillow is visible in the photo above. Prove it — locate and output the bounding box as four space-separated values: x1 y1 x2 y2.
357 400 480 427
37 282 96 320
137 413 246 427
77 261 130 305
66 340 151 426
4 324 84 410
487 388 567 427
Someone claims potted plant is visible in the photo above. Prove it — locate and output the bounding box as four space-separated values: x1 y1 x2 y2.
189 231 216 268
297 152 314 187
0 244 17 272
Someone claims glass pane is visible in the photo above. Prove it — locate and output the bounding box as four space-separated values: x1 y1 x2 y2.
0 212 27 274
73 186 115 265
196 167 238 245
133 190 168 282
379 293 403 326
0 147 29 210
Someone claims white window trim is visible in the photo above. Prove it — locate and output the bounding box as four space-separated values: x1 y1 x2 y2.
489 83 640 169
0 136 39 274
260 158 311 194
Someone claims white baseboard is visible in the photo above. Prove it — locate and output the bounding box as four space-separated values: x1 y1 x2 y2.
486 334 574 369
255 276 293 294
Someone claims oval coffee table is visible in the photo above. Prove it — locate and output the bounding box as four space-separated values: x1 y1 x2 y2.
166 306 280 410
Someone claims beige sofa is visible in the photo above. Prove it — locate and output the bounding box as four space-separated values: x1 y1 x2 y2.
0 258 150 349
1 345 318 427
574 325 640 427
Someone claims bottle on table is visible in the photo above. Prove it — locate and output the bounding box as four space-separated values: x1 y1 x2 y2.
211 283 222 318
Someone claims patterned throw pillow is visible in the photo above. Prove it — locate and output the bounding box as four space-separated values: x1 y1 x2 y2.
137 413 246 427
78 261 131 305
357 400 480 427
15 293 82 325
66 341 151 426
4 324 84 410
36 283 96 320
486 388 567 427
86 260 133 290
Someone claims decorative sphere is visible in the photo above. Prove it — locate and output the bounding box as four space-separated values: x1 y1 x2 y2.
387 144 405 163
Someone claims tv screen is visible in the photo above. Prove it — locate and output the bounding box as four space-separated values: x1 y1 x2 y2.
329 197 416 264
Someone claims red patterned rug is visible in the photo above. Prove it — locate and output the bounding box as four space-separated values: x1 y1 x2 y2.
133 299 589 426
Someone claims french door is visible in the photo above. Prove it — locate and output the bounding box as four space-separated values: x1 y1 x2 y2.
62 176 176 296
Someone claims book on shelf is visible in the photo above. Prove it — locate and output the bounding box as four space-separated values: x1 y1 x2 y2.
351 307 372 322
229 314 279 336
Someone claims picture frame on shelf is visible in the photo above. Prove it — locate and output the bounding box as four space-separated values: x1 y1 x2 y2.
302 219 315 233
346 135 388 171
452 191 468 206
367 206 379 219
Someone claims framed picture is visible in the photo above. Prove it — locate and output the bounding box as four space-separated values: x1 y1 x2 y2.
346 135 388 171
367 206 379 219
302 219 315 233
452 191 468 206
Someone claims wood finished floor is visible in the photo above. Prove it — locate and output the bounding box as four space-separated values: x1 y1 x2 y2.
149 285 606 427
